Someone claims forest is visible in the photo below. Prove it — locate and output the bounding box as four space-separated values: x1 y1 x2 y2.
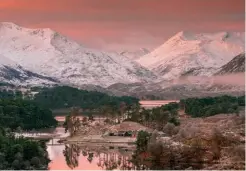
33 86 139 110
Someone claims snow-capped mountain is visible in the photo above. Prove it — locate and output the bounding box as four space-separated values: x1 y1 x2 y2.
0 22 157 87
215 53 245 75
137 31 245 80
119 48 150 60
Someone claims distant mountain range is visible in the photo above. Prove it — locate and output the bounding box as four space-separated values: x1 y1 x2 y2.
0 22 244 97
136 31 245 80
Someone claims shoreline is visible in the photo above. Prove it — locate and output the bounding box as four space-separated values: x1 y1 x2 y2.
63 134 137 148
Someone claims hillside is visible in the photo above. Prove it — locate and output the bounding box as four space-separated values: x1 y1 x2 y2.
137 31 245 80
0 22 157 87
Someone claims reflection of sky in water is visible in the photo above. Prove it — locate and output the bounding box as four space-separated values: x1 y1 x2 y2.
47 144 65 160
48 146 102 170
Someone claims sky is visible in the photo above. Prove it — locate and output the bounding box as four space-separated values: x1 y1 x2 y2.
0 0 244 51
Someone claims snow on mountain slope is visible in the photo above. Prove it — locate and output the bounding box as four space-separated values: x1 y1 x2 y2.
0 54 58 86
137 31 245 80
119 48 150 60
0 22 157 87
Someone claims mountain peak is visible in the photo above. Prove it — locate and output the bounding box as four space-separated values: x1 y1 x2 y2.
0 22 63 43
175 31 189 37
165 31 195 43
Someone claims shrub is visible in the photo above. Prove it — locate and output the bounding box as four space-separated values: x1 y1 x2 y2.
163 123 176 136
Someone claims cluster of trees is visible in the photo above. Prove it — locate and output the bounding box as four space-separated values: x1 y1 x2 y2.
124 102 180 131
63 108 82 136
0 128 50 169
180 95 245 117
33 86 139 110
0 99 57 130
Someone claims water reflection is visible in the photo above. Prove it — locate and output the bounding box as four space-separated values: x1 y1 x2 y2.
58 143 135 170
63 144 81 169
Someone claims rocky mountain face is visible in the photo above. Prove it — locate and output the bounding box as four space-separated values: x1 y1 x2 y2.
0 22 157 87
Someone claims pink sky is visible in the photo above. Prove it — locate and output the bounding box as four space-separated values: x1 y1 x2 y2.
0 0 244 51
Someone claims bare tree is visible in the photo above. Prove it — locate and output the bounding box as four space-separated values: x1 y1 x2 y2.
66 107 81 136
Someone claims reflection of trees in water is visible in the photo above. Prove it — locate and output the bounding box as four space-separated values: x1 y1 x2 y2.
87 152 94 163
63 144 81 169
96 152 134 170
63 143 135 170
